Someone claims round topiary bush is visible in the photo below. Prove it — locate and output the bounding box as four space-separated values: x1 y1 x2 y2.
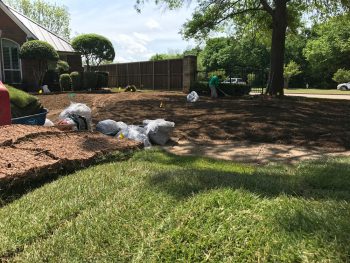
20 40 59 60
59 74 71 91
72 34 115 71
20 40 59 88
70 71 81 91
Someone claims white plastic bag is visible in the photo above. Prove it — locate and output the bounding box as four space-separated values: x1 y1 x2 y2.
117 125 151 147
143 119 175 145
42 85 51 93
187 91 199 103
44 118 54 127
59 102 92 130
96 120 119 135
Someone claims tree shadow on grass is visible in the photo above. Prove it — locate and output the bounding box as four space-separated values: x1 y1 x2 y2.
145 151 350 201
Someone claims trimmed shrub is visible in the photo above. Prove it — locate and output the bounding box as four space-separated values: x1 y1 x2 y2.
190 81 251 96
83 72 98 90
59 74 71 91
96 71 109 89
125 85 137 92
43 70 60 92
72 34 115 71
218 83 251 96
190 81 210 95
56 60 70 75
70 71 81 91
20 40 59 88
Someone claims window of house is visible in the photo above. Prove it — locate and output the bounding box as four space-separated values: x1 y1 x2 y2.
2 39 21 84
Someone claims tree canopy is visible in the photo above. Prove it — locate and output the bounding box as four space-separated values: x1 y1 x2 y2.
72 34 115 71
4 0 71 39
137 0 350 95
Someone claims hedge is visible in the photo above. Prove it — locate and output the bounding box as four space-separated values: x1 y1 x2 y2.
83 72 98 90
70 72 81 91
59 74 71 91
96 71 109 89
190 81 251 96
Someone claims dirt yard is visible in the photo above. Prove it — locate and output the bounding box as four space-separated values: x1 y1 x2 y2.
39 91 350 153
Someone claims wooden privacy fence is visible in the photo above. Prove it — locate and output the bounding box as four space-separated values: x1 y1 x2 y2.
90 56 197 92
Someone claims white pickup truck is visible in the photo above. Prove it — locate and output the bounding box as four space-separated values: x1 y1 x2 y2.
222 78 247 85
337 82 350 90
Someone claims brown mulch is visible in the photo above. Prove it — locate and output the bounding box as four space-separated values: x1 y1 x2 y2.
39 91 350 151
0 125 142 185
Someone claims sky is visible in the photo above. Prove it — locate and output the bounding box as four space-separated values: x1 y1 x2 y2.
47 0 196 62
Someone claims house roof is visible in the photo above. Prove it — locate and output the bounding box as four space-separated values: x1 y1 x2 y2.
0 1 75 53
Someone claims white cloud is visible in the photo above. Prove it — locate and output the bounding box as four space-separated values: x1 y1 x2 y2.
146 18 161 30
50 0 196 62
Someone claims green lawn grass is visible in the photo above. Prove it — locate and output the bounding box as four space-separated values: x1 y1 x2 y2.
284 88 350 95
1 149 350 262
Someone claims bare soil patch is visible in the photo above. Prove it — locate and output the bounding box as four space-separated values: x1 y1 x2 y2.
0 125 142 185
39 92 350 151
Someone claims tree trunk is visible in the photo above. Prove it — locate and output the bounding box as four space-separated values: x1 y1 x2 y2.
266 1 287 96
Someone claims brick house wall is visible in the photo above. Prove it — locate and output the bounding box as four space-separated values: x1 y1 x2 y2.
0 6 81 90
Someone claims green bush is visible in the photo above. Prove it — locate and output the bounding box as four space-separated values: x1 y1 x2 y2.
5 85 43 118
83 72 98 90
70 72 81 91
96 71 109 89
72 34 115 71
20 40 59 88
219 83 251 96
20 40 59 61
59 74 71 91
43 70 59 91
190 81 251 96
125 85 137 92
190 81 209 94
56 60 70 75
333 69 350 83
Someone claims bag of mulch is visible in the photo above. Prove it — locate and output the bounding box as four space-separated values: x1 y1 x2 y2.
117 125 151 147
187 91 199 103
143 119 175 145
96 120 128 136
59 102 92 130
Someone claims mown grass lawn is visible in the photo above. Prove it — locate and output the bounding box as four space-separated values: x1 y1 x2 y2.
284 88 350 95
1 149 350 262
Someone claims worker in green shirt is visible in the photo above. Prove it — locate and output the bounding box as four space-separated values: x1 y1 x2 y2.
209 75 220 98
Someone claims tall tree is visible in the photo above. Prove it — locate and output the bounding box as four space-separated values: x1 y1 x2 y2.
303 14 350 87
136 0 349 96
4 0 71 39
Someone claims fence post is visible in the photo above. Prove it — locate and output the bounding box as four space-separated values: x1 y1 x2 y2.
168 60 171 90
152 61 155 90
182 55 197 93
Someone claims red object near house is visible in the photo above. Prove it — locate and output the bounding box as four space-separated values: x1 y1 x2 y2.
0 81 11 126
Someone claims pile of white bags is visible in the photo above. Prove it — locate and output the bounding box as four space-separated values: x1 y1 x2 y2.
117 125 151 147
96 120 128 136
58 102 92 131
96 118 175 147
144 119 175 146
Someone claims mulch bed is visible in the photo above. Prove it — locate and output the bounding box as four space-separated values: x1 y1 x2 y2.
39 92 350 150
0 125 142 186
